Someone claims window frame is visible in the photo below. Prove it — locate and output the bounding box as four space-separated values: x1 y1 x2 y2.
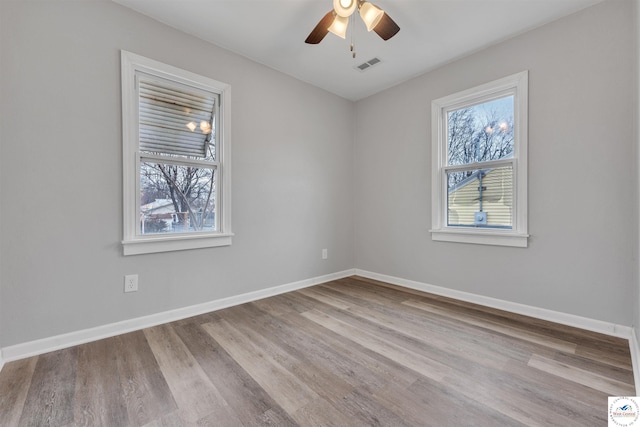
121 50 232 255
430 71 528 248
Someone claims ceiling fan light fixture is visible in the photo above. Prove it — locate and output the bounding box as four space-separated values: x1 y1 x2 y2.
333 0 356 18
305 1 399 46
328 14 349 39
359 2 384 31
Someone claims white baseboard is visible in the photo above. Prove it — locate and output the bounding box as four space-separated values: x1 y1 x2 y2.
1 269 356 364
630 328 640 393
355 269 633 339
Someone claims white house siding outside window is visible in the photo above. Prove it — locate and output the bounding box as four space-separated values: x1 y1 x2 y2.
121 51 232 255
430 71 528 247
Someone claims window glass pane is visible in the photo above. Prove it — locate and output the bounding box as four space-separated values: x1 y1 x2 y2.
140 162 216 235
447 95 514 166
139 79 216 161
447 166 513 228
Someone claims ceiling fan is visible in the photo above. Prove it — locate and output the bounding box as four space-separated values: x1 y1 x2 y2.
305 0 400 45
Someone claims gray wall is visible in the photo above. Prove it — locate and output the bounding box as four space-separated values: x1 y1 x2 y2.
0 1 354 347
354 0 637 326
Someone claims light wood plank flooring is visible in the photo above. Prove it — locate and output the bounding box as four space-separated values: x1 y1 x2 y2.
0 276 634 426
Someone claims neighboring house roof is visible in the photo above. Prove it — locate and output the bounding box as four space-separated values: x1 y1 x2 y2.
141 199 175 214
448 169 486 194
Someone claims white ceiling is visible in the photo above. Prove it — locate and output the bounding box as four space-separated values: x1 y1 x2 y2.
112 0 605 101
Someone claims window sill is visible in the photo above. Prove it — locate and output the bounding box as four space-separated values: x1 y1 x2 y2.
122 233 233 256
430 228 528 248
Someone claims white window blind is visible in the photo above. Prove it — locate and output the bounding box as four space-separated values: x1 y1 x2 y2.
138 78 216 158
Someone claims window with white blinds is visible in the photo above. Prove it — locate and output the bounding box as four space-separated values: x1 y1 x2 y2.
430 71 528 248
121 51 232 256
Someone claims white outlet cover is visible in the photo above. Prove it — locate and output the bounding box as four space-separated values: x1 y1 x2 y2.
124 274 138 292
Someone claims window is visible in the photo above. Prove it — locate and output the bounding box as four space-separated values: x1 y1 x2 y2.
121 51 232 255
430 71 528 247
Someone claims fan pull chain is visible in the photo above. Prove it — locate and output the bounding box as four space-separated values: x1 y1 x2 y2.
350 13 356 58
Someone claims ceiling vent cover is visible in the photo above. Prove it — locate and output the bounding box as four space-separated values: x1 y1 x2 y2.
355 57 382 72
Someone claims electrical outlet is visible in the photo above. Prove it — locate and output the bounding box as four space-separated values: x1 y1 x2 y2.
124 274 138 293
322 249 328 260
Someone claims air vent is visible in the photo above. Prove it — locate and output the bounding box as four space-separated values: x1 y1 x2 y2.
355 57 382 72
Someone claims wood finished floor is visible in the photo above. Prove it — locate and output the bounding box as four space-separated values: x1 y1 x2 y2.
0 276 634 426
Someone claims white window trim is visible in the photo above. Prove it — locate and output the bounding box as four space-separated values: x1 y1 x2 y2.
121 51 232 255
430 71 528 248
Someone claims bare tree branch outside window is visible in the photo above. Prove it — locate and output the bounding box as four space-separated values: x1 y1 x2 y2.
447 96 514 187
140 140 216 234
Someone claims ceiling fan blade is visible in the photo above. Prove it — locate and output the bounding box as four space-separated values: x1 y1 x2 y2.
305 10 335 44
373 12 400 41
